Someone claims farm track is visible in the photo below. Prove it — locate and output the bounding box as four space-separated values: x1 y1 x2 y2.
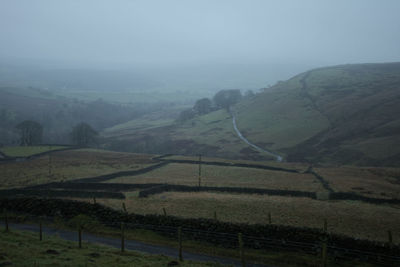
231 112 283 162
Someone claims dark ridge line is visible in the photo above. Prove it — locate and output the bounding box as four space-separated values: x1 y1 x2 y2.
71 161 170 183
159 158 300 173
0 189 124 199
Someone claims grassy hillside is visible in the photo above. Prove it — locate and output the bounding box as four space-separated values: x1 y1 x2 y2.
0 230 220 266
103 62 400 166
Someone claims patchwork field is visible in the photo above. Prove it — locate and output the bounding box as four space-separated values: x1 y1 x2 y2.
0 149 156 188
1 148 400 246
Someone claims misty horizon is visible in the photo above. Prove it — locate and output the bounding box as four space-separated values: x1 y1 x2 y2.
1 0 400 93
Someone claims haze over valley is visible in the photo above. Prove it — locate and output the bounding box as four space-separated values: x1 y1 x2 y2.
1 1 400 266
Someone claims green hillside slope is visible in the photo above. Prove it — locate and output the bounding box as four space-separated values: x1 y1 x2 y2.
103 62 400 166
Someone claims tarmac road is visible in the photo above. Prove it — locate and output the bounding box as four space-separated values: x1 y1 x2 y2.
231 113 282 162
9 223 273 267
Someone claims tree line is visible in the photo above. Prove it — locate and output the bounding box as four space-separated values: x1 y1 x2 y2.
177 89 255 122
14 120 98 146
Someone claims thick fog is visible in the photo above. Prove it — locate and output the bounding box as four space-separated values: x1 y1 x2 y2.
1 0 400 90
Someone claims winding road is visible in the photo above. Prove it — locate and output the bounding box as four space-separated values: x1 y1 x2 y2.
231 112 282 162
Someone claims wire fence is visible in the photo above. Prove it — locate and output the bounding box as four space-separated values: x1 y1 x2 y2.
2 212 400 267
102 219 400 266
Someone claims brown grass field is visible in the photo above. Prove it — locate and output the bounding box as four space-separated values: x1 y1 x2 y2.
0 149 156 189
164 155 310 172
315 166 400 199
2 149 400 246
94 192 400 244
106 163 324 191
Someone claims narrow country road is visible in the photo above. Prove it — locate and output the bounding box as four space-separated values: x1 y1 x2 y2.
231 113 282 162
9 223 272 267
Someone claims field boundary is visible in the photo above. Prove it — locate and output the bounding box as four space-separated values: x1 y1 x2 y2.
158 158 299 173
0 145 78 163
1 197 399 266
0 189 124 199
305 167 334 192
5 153 398 205
13 180 400 205
72 161 169 183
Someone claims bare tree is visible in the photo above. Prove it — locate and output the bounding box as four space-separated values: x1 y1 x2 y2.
15 120 43 146
71 122 98 146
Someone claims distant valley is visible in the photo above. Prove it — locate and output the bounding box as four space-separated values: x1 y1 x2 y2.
102 62 400 166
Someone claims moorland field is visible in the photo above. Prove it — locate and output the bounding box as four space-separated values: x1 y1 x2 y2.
1 148 399 246
2 63 400 266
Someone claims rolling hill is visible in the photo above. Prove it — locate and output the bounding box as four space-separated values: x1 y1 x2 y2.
103 62 400 166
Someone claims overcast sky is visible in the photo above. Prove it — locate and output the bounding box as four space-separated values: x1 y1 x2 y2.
1 0 400 89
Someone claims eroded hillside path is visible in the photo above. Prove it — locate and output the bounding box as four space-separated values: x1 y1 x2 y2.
231 112 283 162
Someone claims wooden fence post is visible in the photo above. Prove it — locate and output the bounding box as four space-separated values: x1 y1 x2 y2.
321 219 328 267
238 233 245 267
4 210 8 232
78 225 82 249
198 154 202 187
163 207 167 216
388 230 393 247
39 221 43 241
178 227 183 261
122 202 127 213
121 223 125 252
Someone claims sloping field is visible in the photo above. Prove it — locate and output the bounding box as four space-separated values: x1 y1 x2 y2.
106 163 323 192
102 63 400 166
96 192 400 244
315 166 400 199
0 149 156 189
